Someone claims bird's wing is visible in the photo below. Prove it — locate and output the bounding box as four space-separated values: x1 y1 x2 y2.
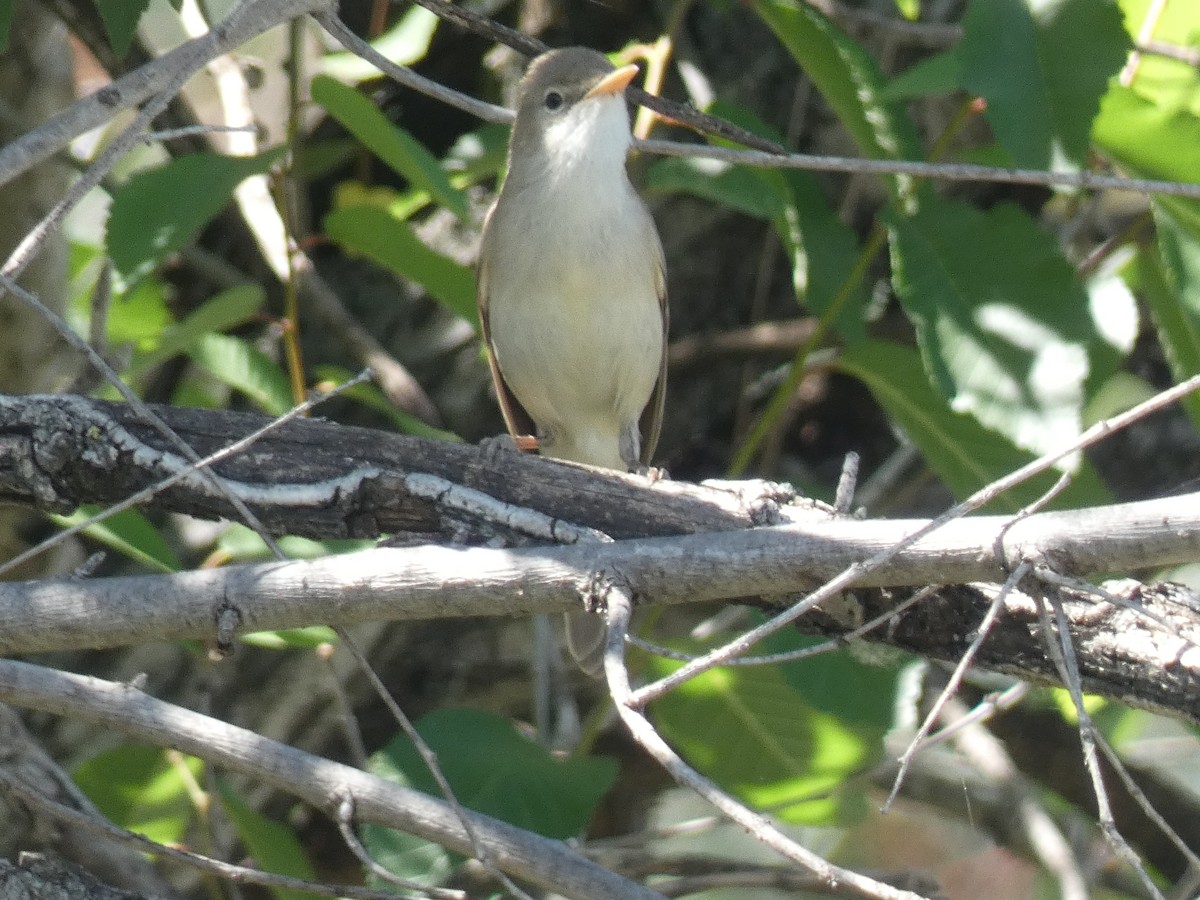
477 219 539 446
639 238 669 466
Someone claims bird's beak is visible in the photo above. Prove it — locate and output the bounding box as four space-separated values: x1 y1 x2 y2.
584 64 640 100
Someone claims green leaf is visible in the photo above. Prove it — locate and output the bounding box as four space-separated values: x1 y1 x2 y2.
360 824 453 888
1093 83 1200 246
780 170 868 342
216 522 373 562
215 779 315 900
837 341 1108 509
324 204 477 324
960 0 1129 170
754 616 904 733
311 74 468 221
887 198 1111 459
240 626 339 650
186 332 294 415
1133 215 1200 429
94 0 151 58
754 0 924 203
648 658 869 825
881 49 962 102
49 506 180 573
1115 0 1200 117
321 5 439 83
74 745 202 846
131 284 266 376
645 156 787 221
894 0 920 20
108 151 283 290
0 0 13 52
370 708 617 839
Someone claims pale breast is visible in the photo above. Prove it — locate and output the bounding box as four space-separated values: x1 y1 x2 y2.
486 177 664 437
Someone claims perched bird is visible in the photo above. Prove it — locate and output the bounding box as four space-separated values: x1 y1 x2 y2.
477 47 668 473
477 47 669 670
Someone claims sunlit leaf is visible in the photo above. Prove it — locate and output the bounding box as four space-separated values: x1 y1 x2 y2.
837 341 1108 508
321 5 439 83
74 745 202 846
312 74 468 221
186 332 293 415
49 506 180 573
887 197 1115 459
324 204 476 324
754 0 924 203
108 151 283 290
648 658 869 824
960 0 1129 170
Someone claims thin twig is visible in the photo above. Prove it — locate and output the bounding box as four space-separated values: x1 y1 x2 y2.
884 560 1030 812
629 372 1200 707
332 627 535 900
1038 591 1164 899
602 581 930 900
635 139 1200 200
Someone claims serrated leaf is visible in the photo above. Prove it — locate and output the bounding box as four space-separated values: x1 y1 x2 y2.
49 506 180 573
94 0 151 58
324 204 476 324
108 151 283 290
754 0 924 203
216 779 315 900
311 74 467 221
960 0 1130 170
370 708 616 839
74 745 202 846
837 340 1108 508
321 5 439 83
187 332 294 415
648 659 869 824
887 198 1111 459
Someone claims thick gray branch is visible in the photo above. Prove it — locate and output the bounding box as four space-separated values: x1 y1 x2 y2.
1 393 1199 721
0 660 662 900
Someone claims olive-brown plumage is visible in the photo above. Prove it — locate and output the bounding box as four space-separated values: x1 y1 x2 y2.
477 48 669 671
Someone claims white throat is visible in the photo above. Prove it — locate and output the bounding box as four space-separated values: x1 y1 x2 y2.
540 94 632 188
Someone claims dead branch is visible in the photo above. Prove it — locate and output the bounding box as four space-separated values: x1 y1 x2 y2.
0 394 1197 721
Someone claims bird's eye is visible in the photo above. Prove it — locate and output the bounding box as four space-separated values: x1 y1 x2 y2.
543 90 564 111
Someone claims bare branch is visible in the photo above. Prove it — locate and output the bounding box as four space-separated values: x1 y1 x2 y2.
0 0 334 191
0 659 665 900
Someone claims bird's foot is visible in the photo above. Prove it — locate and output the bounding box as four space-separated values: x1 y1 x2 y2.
479 432 539 466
